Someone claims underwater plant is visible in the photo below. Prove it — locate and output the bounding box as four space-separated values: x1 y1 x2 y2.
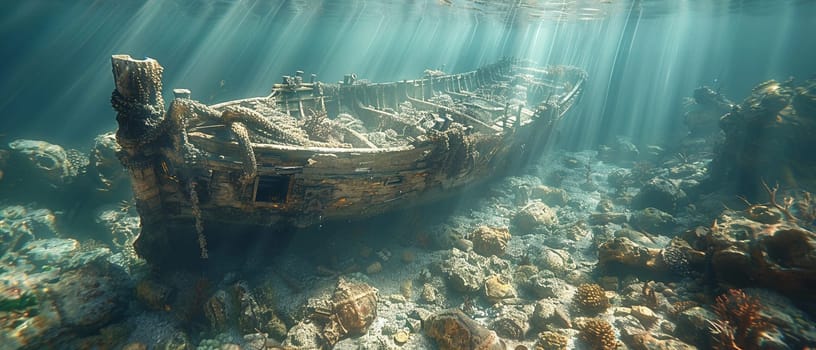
709 289 770 350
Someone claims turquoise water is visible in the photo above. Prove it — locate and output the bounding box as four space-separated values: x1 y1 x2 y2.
1 1 815 349
2 0 814 147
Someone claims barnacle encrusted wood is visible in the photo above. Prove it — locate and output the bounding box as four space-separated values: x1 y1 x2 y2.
111 55 165 149
110 54 587 264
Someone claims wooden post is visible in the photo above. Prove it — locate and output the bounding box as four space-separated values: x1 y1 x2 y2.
111 54 166 150
110 54 172 262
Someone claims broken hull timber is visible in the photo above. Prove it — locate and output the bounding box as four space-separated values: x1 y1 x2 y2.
110 55 586 262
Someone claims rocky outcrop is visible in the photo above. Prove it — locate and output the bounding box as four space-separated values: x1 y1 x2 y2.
706 208 816 299
0 239 130 349
709 78 816 194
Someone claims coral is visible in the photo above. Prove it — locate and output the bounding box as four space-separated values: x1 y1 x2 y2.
577 318 618 350
795 191 816 224
709 289 771 350
535 331 568 350
757 180 796 223
573 283 610 314
660 244 692 276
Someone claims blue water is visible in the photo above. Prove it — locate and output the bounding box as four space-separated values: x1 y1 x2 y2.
1 0 814 149
2 1 816 349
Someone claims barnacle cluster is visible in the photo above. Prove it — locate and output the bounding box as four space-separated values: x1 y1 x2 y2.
573 283 610 314
111 58 166 147
660 245 692 276
577 318 617 350
301 109 335 142
535 331 568 350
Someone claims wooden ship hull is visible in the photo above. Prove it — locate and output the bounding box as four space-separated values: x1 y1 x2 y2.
110 55 586 262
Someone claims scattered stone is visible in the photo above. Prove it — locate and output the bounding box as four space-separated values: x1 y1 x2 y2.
531 185 568 206
535 248 573 276
420 283 438 304
598 237 664 273
437 249 487 293
631 333 696 350
674 306 716 346
530 299 571 331
453 238 473 252
615 228 660 248
524 273 568 299
135 278 173 311
514 201 558 232
632 177 687 213
470 226 511 257
423 309 504 350
283 321 323 349
589 212 628 225
484 275 516 303
599 137 639 163
630 305 659 327
630 207 677 234
598 276 619 291
490 306 530 339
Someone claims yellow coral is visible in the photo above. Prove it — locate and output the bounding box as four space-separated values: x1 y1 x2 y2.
573 283 610 314
535 331 568 350
578 318 618 350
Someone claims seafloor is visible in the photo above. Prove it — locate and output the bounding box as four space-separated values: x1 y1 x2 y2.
1 77 815 350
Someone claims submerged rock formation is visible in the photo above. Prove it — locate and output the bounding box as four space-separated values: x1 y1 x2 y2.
709 78 816 194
